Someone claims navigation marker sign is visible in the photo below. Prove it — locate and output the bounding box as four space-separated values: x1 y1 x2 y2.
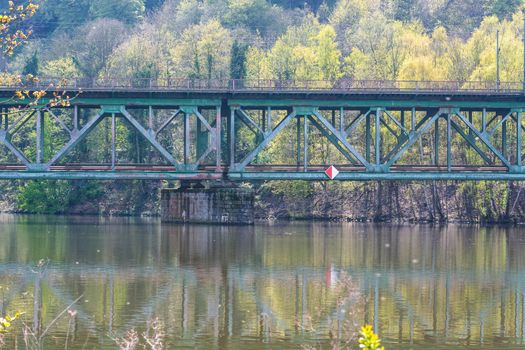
325 165 339 180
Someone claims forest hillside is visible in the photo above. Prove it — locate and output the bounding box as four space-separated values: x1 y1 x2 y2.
1 0 525 222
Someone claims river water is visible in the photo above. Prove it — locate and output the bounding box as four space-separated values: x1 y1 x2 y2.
1 215 525 349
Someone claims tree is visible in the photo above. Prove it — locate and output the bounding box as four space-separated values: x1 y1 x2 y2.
40 57 81 78
315 25 341 80
230 40 248 79
36 0 91 33
106 23 176 81
484 0 522 20
22 51 39 76
70 19 128 78
223 0 282 37
393 0 416 22
89 0 146 25
171 20 232 80
145 0 165 10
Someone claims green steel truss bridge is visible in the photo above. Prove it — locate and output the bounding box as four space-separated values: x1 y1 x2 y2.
1 78 525 181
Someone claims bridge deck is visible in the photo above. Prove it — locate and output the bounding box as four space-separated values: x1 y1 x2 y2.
0 79 525 181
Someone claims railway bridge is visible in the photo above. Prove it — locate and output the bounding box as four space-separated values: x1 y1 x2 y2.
1 78 525 222
1 78 525 181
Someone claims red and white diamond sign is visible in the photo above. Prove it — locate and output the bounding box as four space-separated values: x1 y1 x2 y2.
325 165 340 180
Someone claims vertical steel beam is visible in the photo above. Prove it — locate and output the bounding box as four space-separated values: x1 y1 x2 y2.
261 109 266 132
148 106 153 131
184 111 190 165
296 116 301 167
339 107 344 133
482 108 486 133
111 113 116 170
304 115 308 172
468 111 473 137
518 110 522 167
366 113 371 162
73 105 79 131
36 110 44 164
216 106 221 171
196 112 207 160
401 110 405 128
412 108 416 132
434 118 440 165
447 113 452 172
267 107 271 131
375 108 381 165
229 108 235 167
502 117 508 159
331 110 336 127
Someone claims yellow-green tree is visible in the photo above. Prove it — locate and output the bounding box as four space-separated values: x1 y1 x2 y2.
171 19 232 80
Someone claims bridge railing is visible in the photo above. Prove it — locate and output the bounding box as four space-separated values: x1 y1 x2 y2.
0 77 523 93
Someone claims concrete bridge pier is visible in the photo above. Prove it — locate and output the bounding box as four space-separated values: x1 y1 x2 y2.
161 181 255 225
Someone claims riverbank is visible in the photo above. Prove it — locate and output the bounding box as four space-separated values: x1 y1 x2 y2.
2 180 525 224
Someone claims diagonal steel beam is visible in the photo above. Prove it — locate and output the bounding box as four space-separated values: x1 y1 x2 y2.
233 111 297 171
383 111 436 163
47 111 105 167
0 132 30 166
386 110 442 168
450 119 493 165
380 117 399 139
345 110 371 135
307 116 359 165
383 109 408 135
155 109 180 138
120 107 178 167
45 108 72 135
312 110 370 168
454 110 511 168
7 110 35 136
193 109 214 132
235 109 264 137
487 110 513 136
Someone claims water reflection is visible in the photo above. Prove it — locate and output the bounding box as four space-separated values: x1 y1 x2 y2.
1 215 525 349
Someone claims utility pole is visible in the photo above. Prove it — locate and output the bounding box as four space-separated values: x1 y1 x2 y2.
523 9 525 93
496 29 500 92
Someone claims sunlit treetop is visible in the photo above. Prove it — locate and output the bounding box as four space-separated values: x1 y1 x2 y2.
0 0 39 56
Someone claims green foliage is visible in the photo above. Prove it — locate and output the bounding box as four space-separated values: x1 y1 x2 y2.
89 0 145 24
171 19 232 80
22 51 39 76
40 57 81 78
17 181 103 214
230 40 248 79
484 0 523 20
17 181 72 214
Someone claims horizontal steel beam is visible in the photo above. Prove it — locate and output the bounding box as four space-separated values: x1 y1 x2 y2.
2 171 524 181
227 172 525 181
0 171 223 181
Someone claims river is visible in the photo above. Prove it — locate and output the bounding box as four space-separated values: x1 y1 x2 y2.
0 214 524 349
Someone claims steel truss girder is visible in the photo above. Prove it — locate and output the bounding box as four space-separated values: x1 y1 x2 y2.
1 96 525 181
0 103 222 176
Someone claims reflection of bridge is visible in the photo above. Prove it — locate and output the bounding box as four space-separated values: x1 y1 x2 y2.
2 219 525 347
2 262 525 348
1 79 525 180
